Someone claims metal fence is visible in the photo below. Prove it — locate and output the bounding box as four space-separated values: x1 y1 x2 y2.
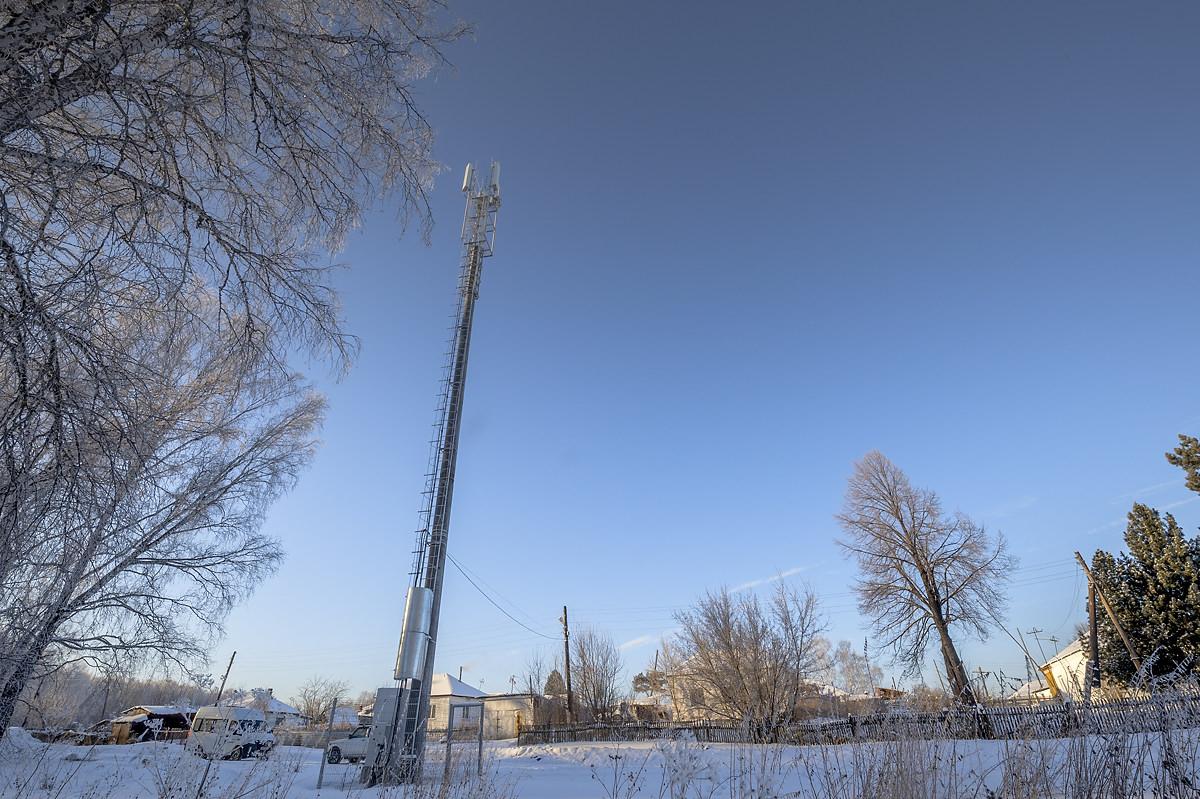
516 696 1200 747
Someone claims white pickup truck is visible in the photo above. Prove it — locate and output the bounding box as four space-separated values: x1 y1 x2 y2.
325 725 371 764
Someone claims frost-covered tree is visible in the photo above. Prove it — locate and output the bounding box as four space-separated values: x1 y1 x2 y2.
837 452 1013 705
0 0 462 735
17 664 219 729
0 313 321 731
830 639 883 696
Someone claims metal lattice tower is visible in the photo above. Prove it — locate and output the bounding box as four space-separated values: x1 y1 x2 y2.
368 162 500 784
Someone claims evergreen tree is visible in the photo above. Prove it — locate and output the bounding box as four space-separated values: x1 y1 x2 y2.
1166 434 1200 494
543 669 566 698
1087 435 1200 684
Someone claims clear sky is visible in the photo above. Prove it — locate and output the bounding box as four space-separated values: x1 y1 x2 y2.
210 1 1200 703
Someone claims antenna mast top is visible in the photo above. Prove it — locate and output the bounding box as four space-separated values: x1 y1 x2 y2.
460 161 501 256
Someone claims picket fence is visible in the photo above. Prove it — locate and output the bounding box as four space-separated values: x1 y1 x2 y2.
516 695 1200 747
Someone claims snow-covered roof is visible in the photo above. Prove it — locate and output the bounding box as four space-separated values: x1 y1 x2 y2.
112 714 148 724
807 684 850 698
1043 639 1084 668
121 705 194 717
630 694 673 707
430 673 487 698
1009 679 1050 700
224 693 304 716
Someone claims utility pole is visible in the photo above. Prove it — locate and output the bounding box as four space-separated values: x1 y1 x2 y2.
1018 629 1035 685
1075 551 1140 674
1027 627 1049 664
561 606 574 723
1088 578 1101 689
194 651 236 799
368 163 502 786
975 667 991 700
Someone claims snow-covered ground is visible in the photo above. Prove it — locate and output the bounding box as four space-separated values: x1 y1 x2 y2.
5 726 1200 798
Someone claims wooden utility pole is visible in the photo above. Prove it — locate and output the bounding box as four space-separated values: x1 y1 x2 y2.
1074 551 1141 672
560 606 574 723
975 667 992 700
1088 579 1101 688
194 651 236 799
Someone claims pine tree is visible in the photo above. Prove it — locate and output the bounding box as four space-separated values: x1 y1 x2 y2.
543 669 566 698
1166 434 1200 494
1087 435 1200 684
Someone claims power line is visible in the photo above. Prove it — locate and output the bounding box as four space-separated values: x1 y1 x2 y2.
449 551 546 627
446 552 557 640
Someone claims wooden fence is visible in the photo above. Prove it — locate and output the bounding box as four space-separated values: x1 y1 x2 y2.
516 696 1200 747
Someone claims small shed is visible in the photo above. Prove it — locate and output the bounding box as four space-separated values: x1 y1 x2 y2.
480 693 565 739
110 705 193 744
428 673 488 731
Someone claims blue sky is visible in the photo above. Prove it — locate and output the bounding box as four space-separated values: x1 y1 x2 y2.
211 1 1200 701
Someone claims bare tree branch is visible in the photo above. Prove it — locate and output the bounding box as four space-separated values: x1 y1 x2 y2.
836 451 1014 704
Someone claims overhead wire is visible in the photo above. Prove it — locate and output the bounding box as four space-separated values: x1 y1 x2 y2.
448 551 547 627
446 552 557 640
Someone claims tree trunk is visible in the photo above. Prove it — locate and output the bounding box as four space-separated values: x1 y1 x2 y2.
0 666 35 737
0 616 60 737
922 574 976 705
934 621 975 705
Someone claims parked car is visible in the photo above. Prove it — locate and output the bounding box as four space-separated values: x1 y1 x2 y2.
326 725 371 764
186 706 274 760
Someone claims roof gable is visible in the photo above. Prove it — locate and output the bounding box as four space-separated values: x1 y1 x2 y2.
430 673 487 698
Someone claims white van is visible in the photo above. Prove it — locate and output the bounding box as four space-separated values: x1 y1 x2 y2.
187 706 274 760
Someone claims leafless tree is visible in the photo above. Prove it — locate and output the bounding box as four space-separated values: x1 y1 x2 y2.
18 663 218 729
830 639 883 696
0 0 461 736
836 451 1013 705
354 689 378 711
0 314 321 731
666 583 826 741
291 676 349 726
523 650 549 699
572 628 622 722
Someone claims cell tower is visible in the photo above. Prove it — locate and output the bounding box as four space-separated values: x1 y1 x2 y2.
365 162 501 785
